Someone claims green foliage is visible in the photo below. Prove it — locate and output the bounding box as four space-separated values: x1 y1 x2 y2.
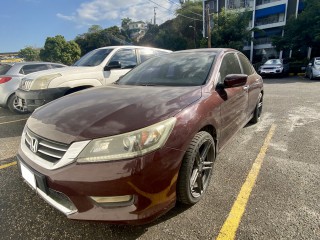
140 1 203 50
211 8 252 50
18 46 40 61
272 0 320 56
40 35 81 65
75 25 130 55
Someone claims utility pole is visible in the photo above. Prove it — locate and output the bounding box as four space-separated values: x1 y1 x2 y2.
202 0 205 38
154 7 157 25
206 4 211 48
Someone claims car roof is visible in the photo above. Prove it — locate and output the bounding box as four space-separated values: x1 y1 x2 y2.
96 45 172 52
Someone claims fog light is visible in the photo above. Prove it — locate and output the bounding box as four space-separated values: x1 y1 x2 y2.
90 195 133 203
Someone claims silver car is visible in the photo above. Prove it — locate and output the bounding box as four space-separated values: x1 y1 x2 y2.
305 57 320 80
0 62 65 113
258 59 289 77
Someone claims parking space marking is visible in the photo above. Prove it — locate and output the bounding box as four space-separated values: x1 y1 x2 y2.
216 124 276 240
0 118 28 125
0 161 17 170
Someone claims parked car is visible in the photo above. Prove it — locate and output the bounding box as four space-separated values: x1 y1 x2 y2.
17 48 263 224
15 46 171 113
0 62 66 113
305 57 320 80
258 59 289 77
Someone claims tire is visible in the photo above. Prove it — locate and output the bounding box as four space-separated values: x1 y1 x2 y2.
250 93 263 124
7 94 29 114
309 70 314 80
177 131 215 205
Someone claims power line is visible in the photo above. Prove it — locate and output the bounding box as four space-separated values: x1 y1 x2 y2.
146 0 203 22
166 0 203 17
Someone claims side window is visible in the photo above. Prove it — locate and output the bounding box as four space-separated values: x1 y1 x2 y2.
50 64 65 69
109 49 137 69
20 64 49 75
238 54 254 75
218 53 242 83
139 49 155 63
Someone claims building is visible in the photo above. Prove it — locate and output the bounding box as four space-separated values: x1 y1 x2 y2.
206 0 305 62
128 21 148 42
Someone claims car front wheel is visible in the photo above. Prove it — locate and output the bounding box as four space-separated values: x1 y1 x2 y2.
7 94 29 114
177 131 215 205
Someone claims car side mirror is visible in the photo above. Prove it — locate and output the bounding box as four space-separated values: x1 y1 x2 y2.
104 61 122 71
223 74 248 88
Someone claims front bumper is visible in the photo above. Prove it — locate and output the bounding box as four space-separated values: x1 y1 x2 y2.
17 144 184 224
15 88 69 112
259 69 283 75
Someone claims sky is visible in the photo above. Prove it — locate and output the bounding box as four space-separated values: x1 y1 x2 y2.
0 0 183 53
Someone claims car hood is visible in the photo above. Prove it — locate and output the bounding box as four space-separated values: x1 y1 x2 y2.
261 64 282 69
23 66 99 80
27 85 202 144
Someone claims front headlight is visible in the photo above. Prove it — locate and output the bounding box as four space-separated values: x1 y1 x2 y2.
77 117 176 163
30 73 61 90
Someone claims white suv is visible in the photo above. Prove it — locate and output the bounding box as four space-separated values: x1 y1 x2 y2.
15 46 171 112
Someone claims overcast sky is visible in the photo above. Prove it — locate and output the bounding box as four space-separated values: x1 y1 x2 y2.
0 0 182 52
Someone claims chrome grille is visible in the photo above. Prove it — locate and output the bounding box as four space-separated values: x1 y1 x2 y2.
20 78 33 91
25 128 69 163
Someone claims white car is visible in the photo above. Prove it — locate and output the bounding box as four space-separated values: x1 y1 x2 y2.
15 46 171 112
305 57 320 80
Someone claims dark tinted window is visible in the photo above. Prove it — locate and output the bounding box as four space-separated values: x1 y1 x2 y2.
238 54 254 75
73 48 113 66
50 64 65 69
219 53 242 83
0 64 12 75
109 49 137 68
118 52 215 86
20 64 49 75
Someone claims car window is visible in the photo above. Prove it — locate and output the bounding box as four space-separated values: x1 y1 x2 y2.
218 53 242 83
0 64 12 75
73 48 114 67
50 64 65 69
118 52 215 86
19 64 49 75
109 49 137 69
138 49 168 63
265 59 281 65
238 54 254 75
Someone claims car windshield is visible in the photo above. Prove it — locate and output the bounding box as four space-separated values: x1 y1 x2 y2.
117 52 216 86
0 64 12 75
314 58 320 65
264 59 282 65
73 48 114 67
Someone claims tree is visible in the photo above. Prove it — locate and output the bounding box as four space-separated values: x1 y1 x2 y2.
40 35 81 65
75 25 130 55
272 0 320 58
19 46 40 61
121 18 132 31
140 1 203 50
211 8 252 50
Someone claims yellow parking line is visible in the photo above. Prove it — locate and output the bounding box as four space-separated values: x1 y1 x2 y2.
0 161 17 169
216 124 277 240
0 118 28 125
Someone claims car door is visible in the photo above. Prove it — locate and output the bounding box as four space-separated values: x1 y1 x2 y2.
103 48 138 84
217 53 249 148
237 53 261 120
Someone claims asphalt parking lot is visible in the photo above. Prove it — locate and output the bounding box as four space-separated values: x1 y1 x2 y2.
0 76 319 240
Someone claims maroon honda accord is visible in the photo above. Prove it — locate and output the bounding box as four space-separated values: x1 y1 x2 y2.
17 49 263 224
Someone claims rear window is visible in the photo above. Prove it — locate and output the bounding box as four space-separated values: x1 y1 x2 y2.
0 64 12 75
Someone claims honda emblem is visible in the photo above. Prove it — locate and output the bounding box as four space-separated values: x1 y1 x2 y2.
30 137 38 153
